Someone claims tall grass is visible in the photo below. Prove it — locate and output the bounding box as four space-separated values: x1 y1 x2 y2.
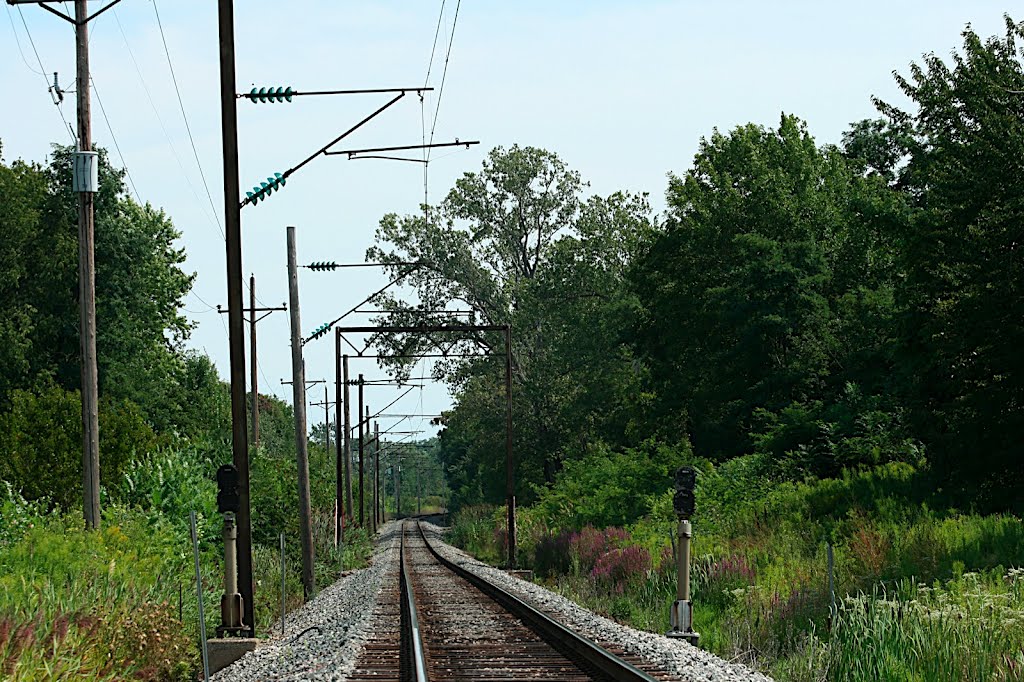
779 571 1024 682
0 507 196 681
446 461 1024 680
0 451 378 680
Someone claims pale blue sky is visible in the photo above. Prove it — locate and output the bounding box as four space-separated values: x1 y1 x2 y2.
1 1 1016 437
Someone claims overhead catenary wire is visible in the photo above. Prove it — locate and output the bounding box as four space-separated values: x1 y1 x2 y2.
427 0 461 163
421 0 447 218
112 8 225 240
151 0 224 237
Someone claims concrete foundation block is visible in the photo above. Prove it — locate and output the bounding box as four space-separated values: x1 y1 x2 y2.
207 638 259 675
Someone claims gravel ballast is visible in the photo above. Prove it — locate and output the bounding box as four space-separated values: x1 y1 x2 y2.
213 519 772 681
212 524 402 682
419 520 773 682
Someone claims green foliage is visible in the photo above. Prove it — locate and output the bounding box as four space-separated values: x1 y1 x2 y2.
877 16 1024 507
115 448 219 543
0 153 45 405
751 383 924 479
532 439 691 528
446 505 505 566
0 482 48 548
631 113 904 461
368 145 653 507
0 507 198 680
0 383 159 510
804 573 1024 682
0 143 222 446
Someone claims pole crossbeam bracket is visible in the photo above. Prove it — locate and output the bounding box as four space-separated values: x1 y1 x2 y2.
325 140 480 159
239 91 417 209
239 86 434 101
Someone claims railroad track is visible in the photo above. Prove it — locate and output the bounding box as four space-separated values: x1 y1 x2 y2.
348 519 672 682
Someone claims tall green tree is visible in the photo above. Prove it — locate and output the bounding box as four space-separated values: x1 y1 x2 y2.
632 114 908 465
878 16 1024 505
368 146 652 504
0 143 195 431
0 143 45 403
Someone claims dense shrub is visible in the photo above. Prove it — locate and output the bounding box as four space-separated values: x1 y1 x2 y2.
532 439 691 528
0 482 47 548
534 531 572 578
751 385 923 480
590 546 651 593
0 384 159 510
569 525 630 573
115 447 219 545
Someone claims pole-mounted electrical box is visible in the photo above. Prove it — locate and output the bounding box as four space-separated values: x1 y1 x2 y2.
72 151 99 193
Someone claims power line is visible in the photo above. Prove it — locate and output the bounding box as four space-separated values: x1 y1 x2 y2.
16 7 50 79
151 0 223 237
424 1 447 88
188 290 218 312
427 0 461 162
190 288 218 310
421 1 450 216
9 4 76 143
112 8 226 240
91 77 141 203
256 355 276 400
6 3 43 75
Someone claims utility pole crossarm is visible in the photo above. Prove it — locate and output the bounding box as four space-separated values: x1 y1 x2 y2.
217 304 287 316
281 378 326 387
7 0 124 25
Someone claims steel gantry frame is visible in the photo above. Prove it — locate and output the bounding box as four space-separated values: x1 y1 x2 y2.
334 324 517 567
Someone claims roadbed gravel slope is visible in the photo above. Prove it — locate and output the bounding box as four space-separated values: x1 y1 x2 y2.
214 519 772 681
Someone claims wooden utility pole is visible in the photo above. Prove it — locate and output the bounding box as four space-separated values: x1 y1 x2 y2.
286 225 315 599
249 276 258 447
74 0 100 531
334 340 343 547
9 0 118 533
215 0 254 633
220 277 285 450
343 355 354 519
504 325 516 568
358 376 365 527
374 419 382 524
374 421 380 529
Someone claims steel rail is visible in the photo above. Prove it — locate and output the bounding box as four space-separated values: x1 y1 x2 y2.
401 521 431 682
413 520 660 682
